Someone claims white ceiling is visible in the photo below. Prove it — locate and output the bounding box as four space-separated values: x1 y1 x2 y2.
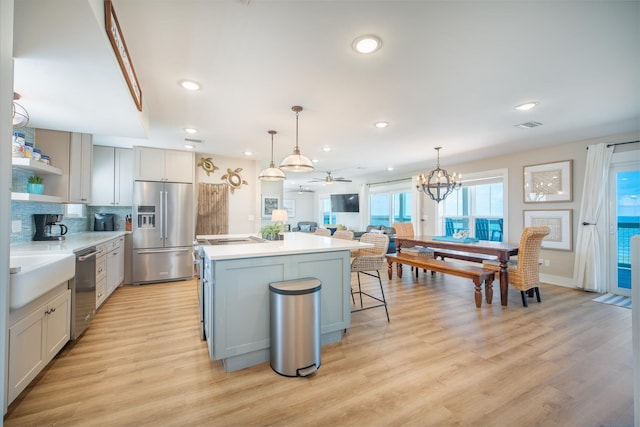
12 0 640 189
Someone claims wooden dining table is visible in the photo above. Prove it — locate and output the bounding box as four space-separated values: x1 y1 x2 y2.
394 236 519 306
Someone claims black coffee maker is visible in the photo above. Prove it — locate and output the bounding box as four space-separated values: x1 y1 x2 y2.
33 214 68 241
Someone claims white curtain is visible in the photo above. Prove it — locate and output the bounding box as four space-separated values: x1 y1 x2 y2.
573 143 614 292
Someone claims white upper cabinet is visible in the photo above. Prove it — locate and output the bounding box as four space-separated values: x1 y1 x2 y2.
68 133 92 203
91 146 133 206
134 147 194 183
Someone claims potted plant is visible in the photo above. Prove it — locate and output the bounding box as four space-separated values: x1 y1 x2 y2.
260 223 284 240
27 175 44 194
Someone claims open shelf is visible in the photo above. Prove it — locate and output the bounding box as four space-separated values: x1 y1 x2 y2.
11 158 62 175
11 192 63 203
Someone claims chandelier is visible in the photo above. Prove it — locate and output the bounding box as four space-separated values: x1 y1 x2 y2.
416 147 462 203
258 130 286 181
279 105 314 172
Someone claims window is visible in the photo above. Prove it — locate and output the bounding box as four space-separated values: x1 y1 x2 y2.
440 170 506 241
369 181 412 226
321 197 336 225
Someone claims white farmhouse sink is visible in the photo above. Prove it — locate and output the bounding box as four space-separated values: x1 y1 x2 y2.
9 253 75 310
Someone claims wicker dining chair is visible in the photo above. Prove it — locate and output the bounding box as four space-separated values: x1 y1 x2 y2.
483 226 551 307
314 227 331 237
392 222 414 238
332 230 354 240
350 233 390 321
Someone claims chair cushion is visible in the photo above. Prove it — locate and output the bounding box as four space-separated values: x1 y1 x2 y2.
300 224 311 232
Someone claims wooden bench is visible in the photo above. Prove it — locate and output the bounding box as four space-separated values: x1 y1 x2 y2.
386 253 496 308
432 249 498 264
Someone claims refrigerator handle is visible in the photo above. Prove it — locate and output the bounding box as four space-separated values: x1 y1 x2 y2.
159 190 164 240
164 191 168 241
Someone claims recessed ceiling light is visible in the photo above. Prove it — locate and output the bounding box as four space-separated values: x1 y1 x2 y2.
322 147 331 152
243 151 253 156
184 144 195 150
184 128 199 134
312 159 319 163
515 101 538 111
386 166 394 171
179 80 201 91
352 35 382 54
375 121 389 128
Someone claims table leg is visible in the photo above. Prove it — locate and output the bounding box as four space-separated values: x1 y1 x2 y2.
387 259 393 279
499 257 509 306
397 262 403 278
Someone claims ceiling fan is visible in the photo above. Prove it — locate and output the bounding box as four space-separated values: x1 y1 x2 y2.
289 185 315 194
310 171 352 184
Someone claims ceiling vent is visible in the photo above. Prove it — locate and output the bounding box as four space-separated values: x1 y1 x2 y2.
185 138 203 143
514 121 543 129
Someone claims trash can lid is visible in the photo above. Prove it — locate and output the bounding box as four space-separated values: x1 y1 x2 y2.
269 278 321 295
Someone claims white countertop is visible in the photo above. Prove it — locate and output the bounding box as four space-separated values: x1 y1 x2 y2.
10 231 127 255
200 232 371 261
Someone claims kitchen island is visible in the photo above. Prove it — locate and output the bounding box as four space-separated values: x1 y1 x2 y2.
199 232 370 372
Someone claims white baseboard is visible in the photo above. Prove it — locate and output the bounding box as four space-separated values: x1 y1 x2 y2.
539 273 578 289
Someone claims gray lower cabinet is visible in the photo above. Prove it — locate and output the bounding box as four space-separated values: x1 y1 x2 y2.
204 250 351 372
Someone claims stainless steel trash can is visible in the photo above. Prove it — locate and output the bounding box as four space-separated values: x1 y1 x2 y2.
269 278 321 377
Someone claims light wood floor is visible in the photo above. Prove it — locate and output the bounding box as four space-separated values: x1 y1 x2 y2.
4 268 633 427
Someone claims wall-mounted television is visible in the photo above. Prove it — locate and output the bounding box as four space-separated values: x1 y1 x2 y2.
331 193 360 213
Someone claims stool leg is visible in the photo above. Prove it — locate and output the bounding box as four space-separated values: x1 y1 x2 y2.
376 271 390 322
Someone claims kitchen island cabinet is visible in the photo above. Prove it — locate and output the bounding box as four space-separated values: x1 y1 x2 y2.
200 233 370 372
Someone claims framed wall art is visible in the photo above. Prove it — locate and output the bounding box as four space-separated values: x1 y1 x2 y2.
523 209 573 251
261 195 280 218
523 160 572 203
283 199 296 218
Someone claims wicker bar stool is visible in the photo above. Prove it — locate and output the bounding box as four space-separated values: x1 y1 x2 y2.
350 233 390 321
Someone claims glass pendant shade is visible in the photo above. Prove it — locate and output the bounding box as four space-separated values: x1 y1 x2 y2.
259 130 286 181
279 105 314 172
12 93 29 128
258 163 286 181
280 150 315 172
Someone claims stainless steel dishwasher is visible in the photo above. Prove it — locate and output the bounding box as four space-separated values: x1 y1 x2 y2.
72 247 98 339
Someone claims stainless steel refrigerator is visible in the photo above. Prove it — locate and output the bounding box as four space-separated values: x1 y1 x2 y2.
132 181 194 284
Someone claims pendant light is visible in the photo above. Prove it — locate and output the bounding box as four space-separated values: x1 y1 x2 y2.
12 92 29 128
258 130 286 181
279 105 314 172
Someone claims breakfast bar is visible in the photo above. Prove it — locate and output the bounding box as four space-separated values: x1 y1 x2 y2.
199 232 370 372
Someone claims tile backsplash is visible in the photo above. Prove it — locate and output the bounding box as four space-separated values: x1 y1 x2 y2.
11 203 131 244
